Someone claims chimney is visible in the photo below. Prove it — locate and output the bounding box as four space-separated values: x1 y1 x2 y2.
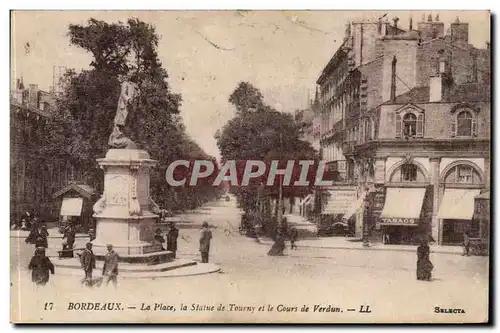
429 76 442 102
28 84 38 108
409 17 413 31
450 17 469 44
393 17 399 31
391 56 397 101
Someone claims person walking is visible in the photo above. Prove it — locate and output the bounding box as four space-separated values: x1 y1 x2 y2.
462 231 471 256
199 222 212 263
167 222 179 258
102 244 119 288
416 239 433 281
79 242 96 286
28 247 55 287
289 227 298 250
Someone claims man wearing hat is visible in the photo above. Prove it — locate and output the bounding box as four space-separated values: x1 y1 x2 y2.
102 244 119 287
79 242 96 283
199 221 212 263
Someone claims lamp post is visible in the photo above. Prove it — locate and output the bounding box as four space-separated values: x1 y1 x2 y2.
277 133 284 230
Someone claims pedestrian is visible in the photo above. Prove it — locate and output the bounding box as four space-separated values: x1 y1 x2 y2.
416 239 433 281
167 222 179 258
102 244 119 288
154 228 166 251
39 225 49 249
28 247 54 287
289 227 298 250
268 230 286 256
462 231 471 256
60 224 76 258
199 221 212 263
78 242 96 286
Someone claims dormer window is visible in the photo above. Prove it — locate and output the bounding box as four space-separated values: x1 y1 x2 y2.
395 105 424 139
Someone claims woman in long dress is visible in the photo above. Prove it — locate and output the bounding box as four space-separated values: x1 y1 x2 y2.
268 231 286 256
416 239 433 281
28 248 55 286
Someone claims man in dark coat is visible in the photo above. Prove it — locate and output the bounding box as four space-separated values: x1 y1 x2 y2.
28 247 54 286
79 242 96 283
199 222 212 263
102 244 119 287
61 224 76 258
167 222 179 258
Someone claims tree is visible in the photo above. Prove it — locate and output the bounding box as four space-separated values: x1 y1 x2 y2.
42 18 219 210
217 81 318 227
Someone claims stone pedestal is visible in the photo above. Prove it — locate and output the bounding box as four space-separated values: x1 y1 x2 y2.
92 149 164 258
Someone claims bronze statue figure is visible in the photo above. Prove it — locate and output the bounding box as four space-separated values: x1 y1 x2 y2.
108 80 139 149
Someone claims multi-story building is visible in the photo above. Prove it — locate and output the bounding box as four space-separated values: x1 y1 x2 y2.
315 15 490 244
10 79 84 222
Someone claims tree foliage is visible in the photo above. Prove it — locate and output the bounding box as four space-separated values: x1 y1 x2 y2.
216 81 318 213
42 18 220 211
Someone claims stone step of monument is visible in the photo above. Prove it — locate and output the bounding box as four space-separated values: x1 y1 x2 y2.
54 262 220 279
53 257 197 273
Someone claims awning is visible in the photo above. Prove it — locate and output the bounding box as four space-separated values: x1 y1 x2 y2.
323 189 358 215
60 197 83 217
343 192 367 220
380 188 426 220
437 189 481 220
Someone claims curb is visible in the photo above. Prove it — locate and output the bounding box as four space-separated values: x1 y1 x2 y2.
257 240 463 255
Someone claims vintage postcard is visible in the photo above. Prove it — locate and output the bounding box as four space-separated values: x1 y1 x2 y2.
10 10 490 323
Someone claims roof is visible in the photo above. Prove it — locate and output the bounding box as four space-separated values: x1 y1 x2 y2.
53 182 98 200
475 191 490 200
316 40 348 85
388 86 431 104
387 83 490 105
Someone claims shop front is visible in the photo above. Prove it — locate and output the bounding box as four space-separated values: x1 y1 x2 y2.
319 187 364 236
437 189 481 245
378 187 427 245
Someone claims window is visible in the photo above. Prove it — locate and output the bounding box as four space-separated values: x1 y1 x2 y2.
457 165 473 184
396 109 424 138
401 164 418 182
403 113 417 137
455 111 475 137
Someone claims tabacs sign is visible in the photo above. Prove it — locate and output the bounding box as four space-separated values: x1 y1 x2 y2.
380 218 417 225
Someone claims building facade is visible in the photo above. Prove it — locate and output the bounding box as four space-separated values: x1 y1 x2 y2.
314 15 490 244
10 79 83 222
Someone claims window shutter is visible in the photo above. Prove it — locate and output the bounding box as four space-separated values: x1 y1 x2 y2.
416 114 424 137
471 118 478 136
450 120 456 138
395 114 402 138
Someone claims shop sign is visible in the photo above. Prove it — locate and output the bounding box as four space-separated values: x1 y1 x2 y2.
380 218 417 225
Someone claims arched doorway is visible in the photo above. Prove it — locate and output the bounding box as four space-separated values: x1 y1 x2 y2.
437 162 484 244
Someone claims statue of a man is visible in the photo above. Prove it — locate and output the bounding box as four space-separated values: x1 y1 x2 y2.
108 80 139 149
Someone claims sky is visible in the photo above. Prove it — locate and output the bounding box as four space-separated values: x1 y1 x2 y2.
10 10 490 160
